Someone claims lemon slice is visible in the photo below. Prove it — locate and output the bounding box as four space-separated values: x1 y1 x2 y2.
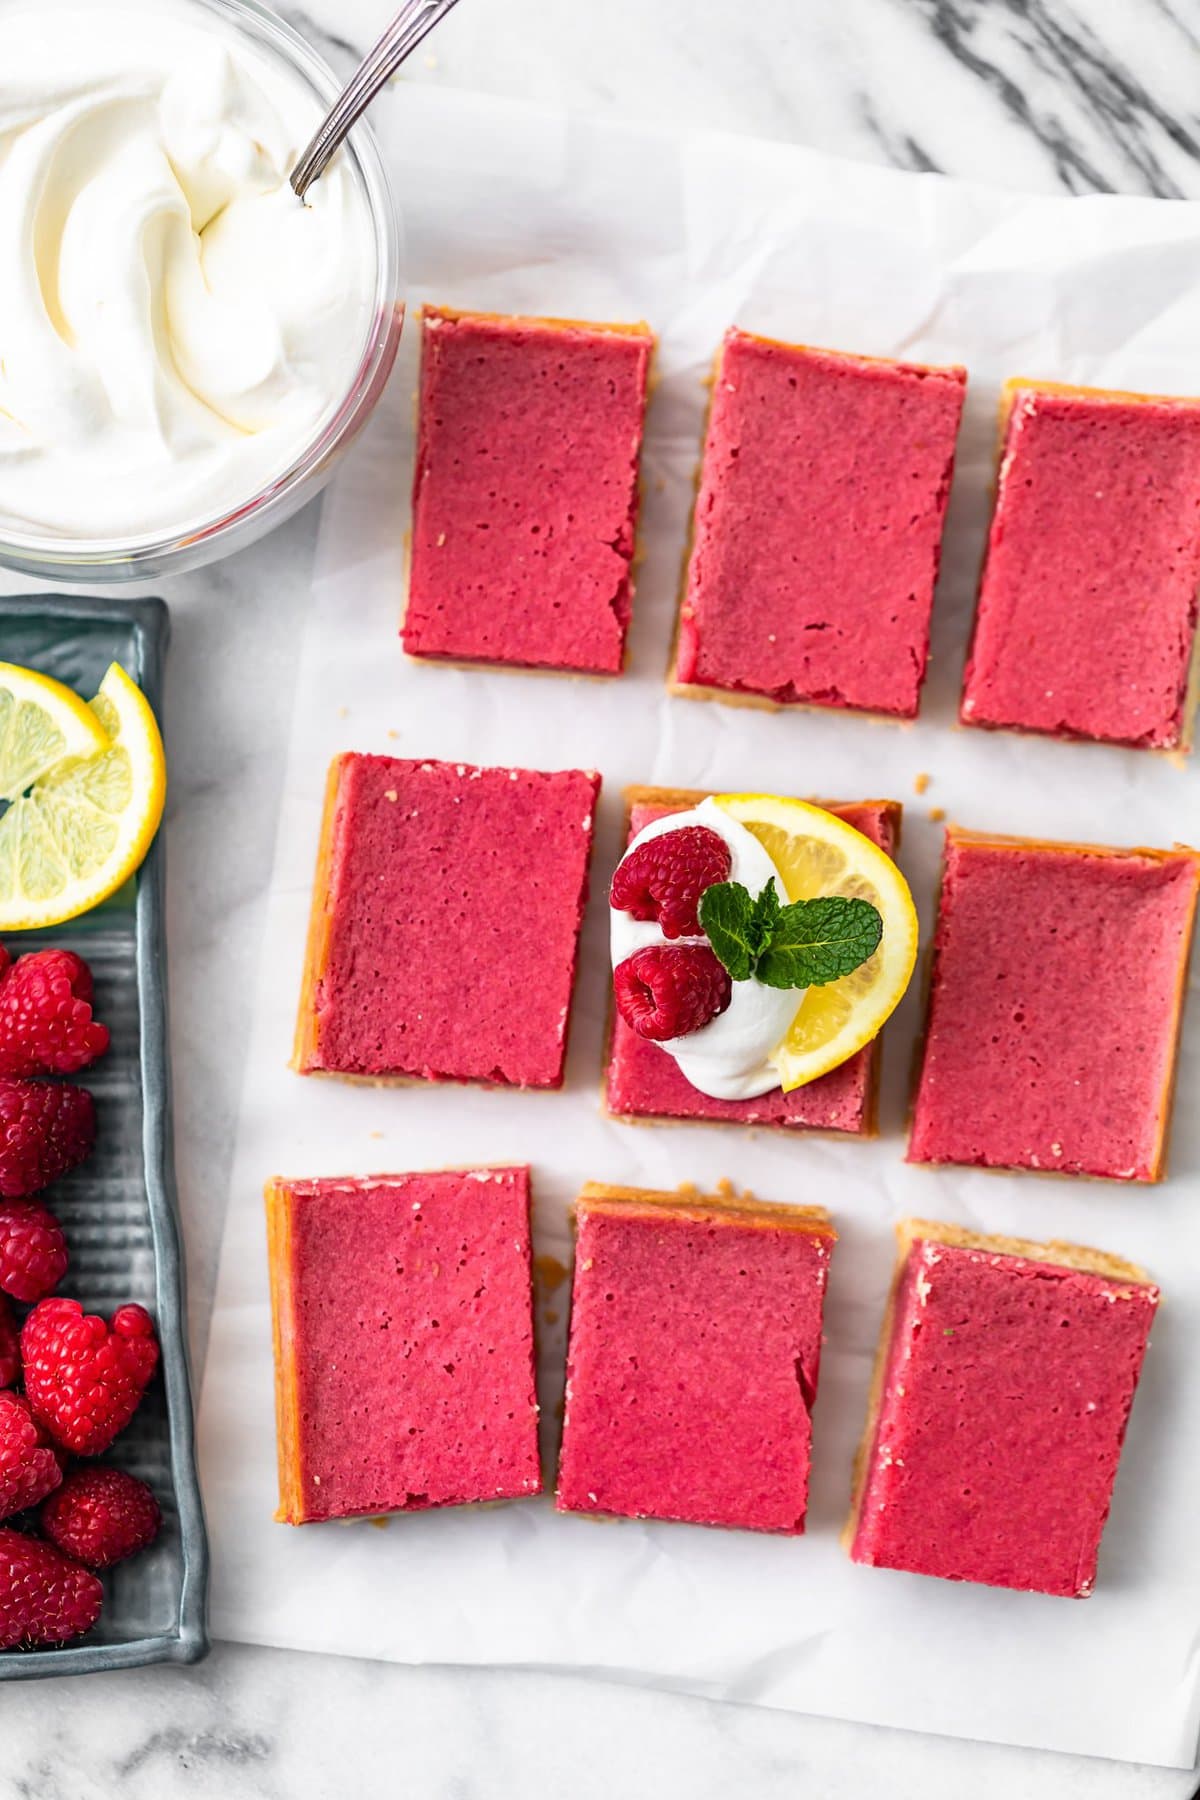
713 793 918 1091
0 663 111 804
0 663 166 929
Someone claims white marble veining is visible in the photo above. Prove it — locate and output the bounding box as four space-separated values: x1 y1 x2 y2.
2 1 1199 1794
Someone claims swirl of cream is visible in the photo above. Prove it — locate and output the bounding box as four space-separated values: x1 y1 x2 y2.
0 1 374 540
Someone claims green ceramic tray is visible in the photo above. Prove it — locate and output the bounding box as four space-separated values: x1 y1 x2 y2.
0 595 208 1677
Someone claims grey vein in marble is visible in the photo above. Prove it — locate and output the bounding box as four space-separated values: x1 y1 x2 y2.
909 0 1200 194
279 0 1200 199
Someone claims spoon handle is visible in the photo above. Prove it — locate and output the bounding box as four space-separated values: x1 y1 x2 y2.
291 0 463 200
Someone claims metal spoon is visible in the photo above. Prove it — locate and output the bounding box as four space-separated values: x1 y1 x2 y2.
291 0 463 200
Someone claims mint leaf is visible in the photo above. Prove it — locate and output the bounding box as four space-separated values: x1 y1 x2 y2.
701 882 882 991
746 879 781 957
700 880 785 980
756 896 883 990
698 881 756 980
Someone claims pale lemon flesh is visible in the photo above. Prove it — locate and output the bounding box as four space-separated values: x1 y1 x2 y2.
0 663 110 805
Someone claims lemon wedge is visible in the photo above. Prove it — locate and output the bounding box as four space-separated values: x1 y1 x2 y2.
0 663 166 930
713 793 918 1091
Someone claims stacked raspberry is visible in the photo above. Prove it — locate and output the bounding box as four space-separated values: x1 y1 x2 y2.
0 947 162 1652
610 826 733 1040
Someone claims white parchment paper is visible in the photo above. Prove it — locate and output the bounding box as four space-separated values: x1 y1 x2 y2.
198 85 1200 1766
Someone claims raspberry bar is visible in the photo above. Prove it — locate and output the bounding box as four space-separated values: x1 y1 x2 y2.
404 307 655 675
294 755 599 1089
672 329 966 717
557 1183 835 1533
909 828 1200 1180
605 786 902 1133
266 1167 540 1523
962 380 1200 749
846 1219 1159 1596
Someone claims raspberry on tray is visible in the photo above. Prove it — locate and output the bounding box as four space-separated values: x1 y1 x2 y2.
605 786 905 1135
41 1467 162 1569
0 947 109 1077
0 1526 102 1649
21 1299 159 1456
266 1167 541 1524
0 1080 95 1199
404 307 655 676
0 1390 63 1520
0 1198 68 1302
961 379 1200 750
672 329 966 718
908 828 1200 1181
845 1219 1159 1596
557 1183 836 1533
294 755 600 1089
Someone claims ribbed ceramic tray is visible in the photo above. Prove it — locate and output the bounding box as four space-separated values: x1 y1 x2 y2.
0 594 208 1677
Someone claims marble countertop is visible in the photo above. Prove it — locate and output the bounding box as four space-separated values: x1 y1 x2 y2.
4 2 1200 1794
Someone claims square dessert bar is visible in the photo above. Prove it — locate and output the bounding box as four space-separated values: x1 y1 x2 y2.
672 329 966 717
909 828 1200 1180
962 379 1200 749
266 1167 541 1523
404 307 655 676
294 754 600 1088
846 1219 1159 1596
557 1184 836 1533
605 786 902 1134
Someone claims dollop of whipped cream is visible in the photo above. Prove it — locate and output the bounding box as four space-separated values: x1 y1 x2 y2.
0 1 375 541
611 797 802 1101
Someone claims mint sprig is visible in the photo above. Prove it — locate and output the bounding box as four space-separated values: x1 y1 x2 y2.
698 881 882 990
700 878 779 979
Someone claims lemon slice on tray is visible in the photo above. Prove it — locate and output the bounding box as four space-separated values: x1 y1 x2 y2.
713 793 919 1092
0 663 110 800
0 663 166 930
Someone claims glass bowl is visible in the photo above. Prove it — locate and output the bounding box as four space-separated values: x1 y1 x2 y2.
0 0 402 583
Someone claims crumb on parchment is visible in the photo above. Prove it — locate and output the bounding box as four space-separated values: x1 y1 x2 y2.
534 1255 568 1294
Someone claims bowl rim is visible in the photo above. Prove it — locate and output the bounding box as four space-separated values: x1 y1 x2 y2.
0 0 401 570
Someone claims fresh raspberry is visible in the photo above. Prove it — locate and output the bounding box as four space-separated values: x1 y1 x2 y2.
0 1391 62 1521
21 1299 159 1456
614 944 732 1042
0 1527 102 1648
0 1199 68 1303
610 826 732 940
0 950 109 1078
0 1080 95 1199
0 1296 19 1389
41 1466 161 1569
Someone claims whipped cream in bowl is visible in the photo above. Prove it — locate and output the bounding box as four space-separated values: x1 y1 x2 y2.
0 0 400 576
610 797 802 1101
